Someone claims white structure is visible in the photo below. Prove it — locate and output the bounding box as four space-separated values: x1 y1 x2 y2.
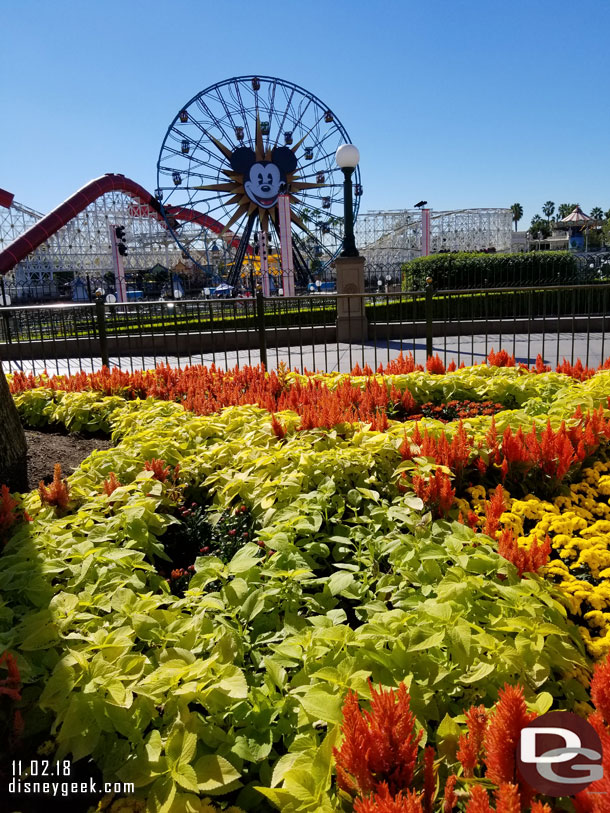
0 187 232 297
355 207 513 264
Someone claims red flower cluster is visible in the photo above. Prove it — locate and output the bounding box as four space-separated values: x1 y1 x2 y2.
0 485 23 544
103 472 122 496
457 705 489 777
426 354 446 374
339 657 610 812
487 409 610 488
411 400 504 423
354 785 424 813
412 469 456 519
575 656 610 810
145 458 180 483
487 349 516 368
333 681 422 799
497 529 551 577
38 463 70 512
482 485 507 538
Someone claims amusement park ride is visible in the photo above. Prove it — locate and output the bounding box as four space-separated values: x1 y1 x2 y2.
0 75 511 302
0 76 361 301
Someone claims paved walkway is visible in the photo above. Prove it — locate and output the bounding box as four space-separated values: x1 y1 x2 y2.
4 332 609 376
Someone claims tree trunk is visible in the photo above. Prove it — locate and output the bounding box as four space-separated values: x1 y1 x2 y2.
0 362 27 491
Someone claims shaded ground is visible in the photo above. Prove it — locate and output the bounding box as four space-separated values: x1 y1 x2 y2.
24 428 113 490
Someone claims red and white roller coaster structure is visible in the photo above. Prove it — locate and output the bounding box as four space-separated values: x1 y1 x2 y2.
0 174 241 299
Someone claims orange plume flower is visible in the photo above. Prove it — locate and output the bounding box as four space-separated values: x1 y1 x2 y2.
39 463 70 511
334 681 422 798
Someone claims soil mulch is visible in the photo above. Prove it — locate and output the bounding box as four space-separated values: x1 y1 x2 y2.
24 427 113 490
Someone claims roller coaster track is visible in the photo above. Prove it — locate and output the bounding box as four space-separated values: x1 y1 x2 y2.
0 174 234 275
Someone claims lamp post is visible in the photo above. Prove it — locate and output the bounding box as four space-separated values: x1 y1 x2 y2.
385 273 392 293
335 144 360 257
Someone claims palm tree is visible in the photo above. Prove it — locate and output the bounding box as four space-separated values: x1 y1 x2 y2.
542 201 555 224
590 207 604 221
510 203 523 232
558 203 579 220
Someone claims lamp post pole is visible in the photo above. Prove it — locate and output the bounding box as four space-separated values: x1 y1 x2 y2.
341 168 358 257
334 144 367 343
335 144 360 257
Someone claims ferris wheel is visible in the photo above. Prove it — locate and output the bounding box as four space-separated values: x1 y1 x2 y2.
156 75 361 287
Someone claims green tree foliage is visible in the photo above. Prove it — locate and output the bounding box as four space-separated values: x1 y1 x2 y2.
557 203 579 219
530 216 552 239
542 201 555 222
402 251 578 289
590 207 604 221
510 203 523 231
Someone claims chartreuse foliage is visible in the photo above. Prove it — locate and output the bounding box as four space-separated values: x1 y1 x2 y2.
0 392 594 813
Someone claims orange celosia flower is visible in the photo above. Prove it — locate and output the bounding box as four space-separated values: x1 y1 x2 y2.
0 485 20 543
145 458 179 483
38 463 70 511
0 651 21 702
530 802 552 813
442 774 458 812
270 414 287 439
483 684 537 807
494 782 520 813
497 529 551 577
457 705 488 777
412 470 455 519
482 485 507 539
103 472 122 496
426 354 446 374
334 681 422 798
487 349 515 367
590 654 610 725
422 746 436 813
465 785 493 813
354 784 424 813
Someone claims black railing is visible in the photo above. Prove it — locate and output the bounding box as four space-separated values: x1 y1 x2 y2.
3 254 609 305
2 283 610 375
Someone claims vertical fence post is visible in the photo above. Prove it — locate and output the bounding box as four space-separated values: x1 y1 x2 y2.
94 294 110 369
0 277 12 345
425 277 434 360
256 290 267 369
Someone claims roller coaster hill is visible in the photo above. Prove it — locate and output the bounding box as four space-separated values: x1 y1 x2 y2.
0 174 252 304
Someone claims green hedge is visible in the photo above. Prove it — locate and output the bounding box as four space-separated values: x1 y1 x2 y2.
401 251 583 291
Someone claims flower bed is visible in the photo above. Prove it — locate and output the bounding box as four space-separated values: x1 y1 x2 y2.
3 353 610 811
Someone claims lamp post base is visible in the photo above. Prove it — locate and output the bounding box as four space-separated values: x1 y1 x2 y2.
334 255 368 343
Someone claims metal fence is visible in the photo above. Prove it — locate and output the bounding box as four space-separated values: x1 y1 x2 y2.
4 253 610 306
2 283 610 376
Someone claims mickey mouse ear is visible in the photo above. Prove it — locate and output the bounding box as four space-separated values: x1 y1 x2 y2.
230 147 256 174
271 147 298 175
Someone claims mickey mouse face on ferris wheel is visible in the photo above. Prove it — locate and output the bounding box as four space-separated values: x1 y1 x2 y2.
230 146 297 209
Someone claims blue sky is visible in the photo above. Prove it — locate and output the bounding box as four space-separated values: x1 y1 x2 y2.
2 0 609 230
